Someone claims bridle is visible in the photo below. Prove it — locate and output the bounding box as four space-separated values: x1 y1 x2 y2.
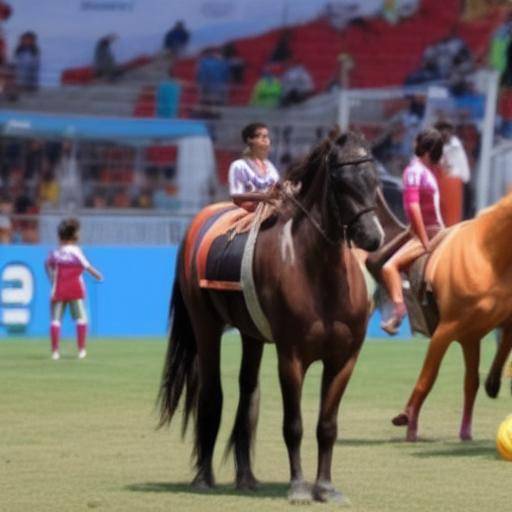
283 154 377 247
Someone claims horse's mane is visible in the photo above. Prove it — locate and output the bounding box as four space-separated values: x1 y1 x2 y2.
285 138 331 194
285 131 370 189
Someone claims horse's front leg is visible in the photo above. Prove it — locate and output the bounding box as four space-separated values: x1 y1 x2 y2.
392 324 452 441
277 352 310 504
312 355 358 504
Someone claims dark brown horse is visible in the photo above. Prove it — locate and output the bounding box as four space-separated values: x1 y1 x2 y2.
157 131 385 503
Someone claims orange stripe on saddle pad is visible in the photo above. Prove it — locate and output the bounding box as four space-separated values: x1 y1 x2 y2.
183 202 233 282
196 208 250 290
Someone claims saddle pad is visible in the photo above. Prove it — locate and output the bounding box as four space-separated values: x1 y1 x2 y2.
200 230 250 290
196 207 252 290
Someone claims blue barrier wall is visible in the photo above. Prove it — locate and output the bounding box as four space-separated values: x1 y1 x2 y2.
0 245 177 338
0 245 407 339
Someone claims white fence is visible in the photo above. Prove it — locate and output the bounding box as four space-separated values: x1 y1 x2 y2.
17 211 195 246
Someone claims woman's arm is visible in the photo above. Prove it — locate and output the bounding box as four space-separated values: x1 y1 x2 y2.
408 202 429 250
87 266 103 281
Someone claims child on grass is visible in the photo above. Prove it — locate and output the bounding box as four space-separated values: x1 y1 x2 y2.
45 218 103 360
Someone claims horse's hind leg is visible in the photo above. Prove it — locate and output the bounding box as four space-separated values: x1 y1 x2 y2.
459 337 481 441
190 310 224 489
277 351 311 504
229 335 263 490
312 354 358 504
485 324 512 399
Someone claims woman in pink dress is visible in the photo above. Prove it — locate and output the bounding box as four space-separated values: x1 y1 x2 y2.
45 218 103 360
381 128 445 335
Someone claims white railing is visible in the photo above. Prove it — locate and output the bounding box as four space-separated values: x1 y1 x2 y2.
8 211 196 246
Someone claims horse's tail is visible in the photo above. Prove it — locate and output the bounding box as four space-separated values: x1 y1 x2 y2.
157 260 198 435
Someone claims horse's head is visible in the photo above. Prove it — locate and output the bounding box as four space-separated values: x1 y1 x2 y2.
285 130 384 251
325 131 384 251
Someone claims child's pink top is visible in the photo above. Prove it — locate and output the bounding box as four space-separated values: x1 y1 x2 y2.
46 244 91 302
402 157 444 230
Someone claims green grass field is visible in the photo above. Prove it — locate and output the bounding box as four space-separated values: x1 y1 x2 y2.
1 334 511 512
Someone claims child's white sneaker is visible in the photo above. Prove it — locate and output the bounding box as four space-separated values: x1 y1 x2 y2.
78 349 87 359
51 351 60 361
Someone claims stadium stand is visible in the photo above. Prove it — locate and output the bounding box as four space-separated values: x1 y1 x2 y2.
0 0 511 244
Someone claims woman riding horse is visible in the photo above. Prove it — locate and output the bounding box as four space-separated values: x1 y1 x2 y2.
158 131 384 503
380 128 445 334
228 122 280 211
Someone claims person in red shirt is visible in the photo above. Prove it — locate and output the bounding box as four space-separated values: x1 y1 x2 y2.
45 218 103 360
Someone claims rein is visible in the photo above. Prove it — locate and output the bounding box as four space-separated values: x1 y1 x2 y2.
282 187 376 247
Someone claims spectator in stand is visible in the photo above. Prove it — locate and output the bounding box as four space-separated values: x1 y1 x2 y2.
405 30 472 88
488 11 512 84
56 141 82 211
112 187 131 208
381 0 419 25
221 41 245 84
163 20 190 58
0 1 12 66
269 30 293 66
280 60 315 107
13 184 38 243
94 34 122 81
13 31 40 91
434 120 471 226
196 47 230 106
250 66 282 107
45 217 103 360
0 193 12 243
38 169 60 209
153 182 179 210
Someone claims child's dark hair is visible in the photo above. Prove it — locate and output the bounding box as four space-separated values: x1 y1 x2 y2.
58 217 80 242
414 128 443 165
241 122 267 144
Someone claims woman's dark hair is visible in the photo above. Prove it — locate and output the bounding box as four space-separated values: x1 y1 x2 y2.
434 120 455 144
58 217 80 242
414 128 443 164
241 122 268 144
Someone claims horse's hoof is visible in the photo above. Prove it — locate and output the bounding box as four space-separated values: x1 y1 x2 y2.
405 429 418 442
392 412 409 426
312 481 349 505
288 480 312 504
236 473 259 491
485 377 500 399
460 432 473 442
191 473 215 491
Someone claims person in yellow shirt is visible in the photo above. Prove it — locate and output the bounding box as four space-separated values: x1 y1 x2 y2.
39 170 60 208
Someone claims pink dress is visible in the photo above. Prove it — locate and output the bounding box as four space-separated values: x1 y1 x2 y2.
46 244 91 302
402 157 444 233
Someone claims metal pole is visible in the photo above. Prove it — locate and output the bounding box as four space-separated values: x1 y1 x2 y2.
337 53 353 131
476 70 499 211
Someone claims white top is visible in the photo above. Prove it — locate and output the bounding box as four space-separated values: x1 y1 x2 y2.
228 157 280 195
440 135 471 183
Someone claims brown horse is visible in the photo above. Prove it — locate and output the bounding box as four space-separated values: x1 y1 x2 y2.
157 131 385 503
375 192 512 442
